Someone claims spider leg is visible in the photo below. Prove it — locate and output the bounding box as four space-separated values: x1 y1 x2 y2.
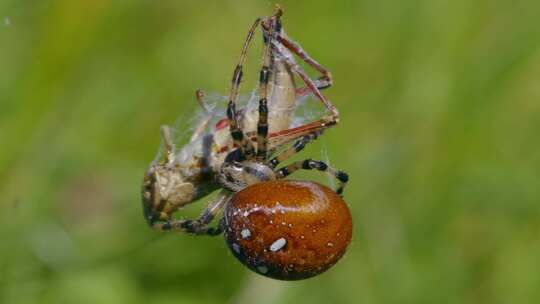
154 191 231 236
227 18 261 161
276 159 349 195
255 13 278 161
268 131 321 168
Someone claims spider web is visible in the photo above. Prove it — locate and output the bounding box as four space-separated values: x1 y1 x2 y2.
152 86 327 165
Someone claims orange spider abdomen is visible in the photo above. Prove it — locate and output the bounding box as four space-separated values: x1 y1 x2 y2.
223 180 353 280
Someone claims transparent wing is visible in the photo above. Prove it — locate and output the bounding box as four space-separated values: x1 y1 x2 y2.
152 86 328 165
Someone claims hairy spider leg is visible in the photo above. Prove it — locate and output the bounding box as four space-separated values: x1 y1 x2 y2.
264 121 349 195
276 159 349 195
156 191 231 235
268 131 320 168
255 13 278 161
227 18 261 161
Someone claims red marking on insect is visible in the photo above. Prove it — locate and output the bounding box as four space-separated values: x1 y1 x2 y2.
215 118 229 130
215 119 335 155
296 87 311 96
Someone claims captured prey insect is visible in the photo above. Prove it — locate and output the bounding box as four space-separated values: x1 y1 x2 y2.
142 7 344 234
142 7 352 280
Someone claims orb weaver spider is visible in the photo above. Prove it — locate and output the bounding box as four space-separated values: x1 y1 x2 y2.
142 6 352 281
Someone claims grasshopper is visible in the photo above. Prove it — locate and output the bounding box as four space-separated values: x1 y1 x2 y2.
142 7 340 234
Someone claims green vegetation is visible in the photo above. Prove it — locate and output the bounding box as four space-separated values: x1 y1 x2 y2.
1 0 540 303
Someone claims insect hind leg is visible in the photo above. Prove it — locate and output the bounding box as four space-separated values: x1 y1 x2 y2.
263 19 339 121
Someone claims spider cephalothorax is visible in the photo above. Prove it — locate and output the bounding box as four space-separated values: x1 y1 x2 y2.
218 161 277 192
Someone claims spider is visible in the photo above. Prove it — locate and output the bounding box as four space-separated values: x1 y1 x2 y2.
148 7 352 280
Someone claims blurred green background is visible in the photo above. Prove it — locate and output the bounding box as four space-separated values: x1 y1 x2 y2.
2 0 540 303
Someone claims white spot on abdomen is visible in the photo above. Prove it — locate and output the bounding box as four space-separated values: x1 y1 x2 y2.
270 237 287 252
241 229 251 239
